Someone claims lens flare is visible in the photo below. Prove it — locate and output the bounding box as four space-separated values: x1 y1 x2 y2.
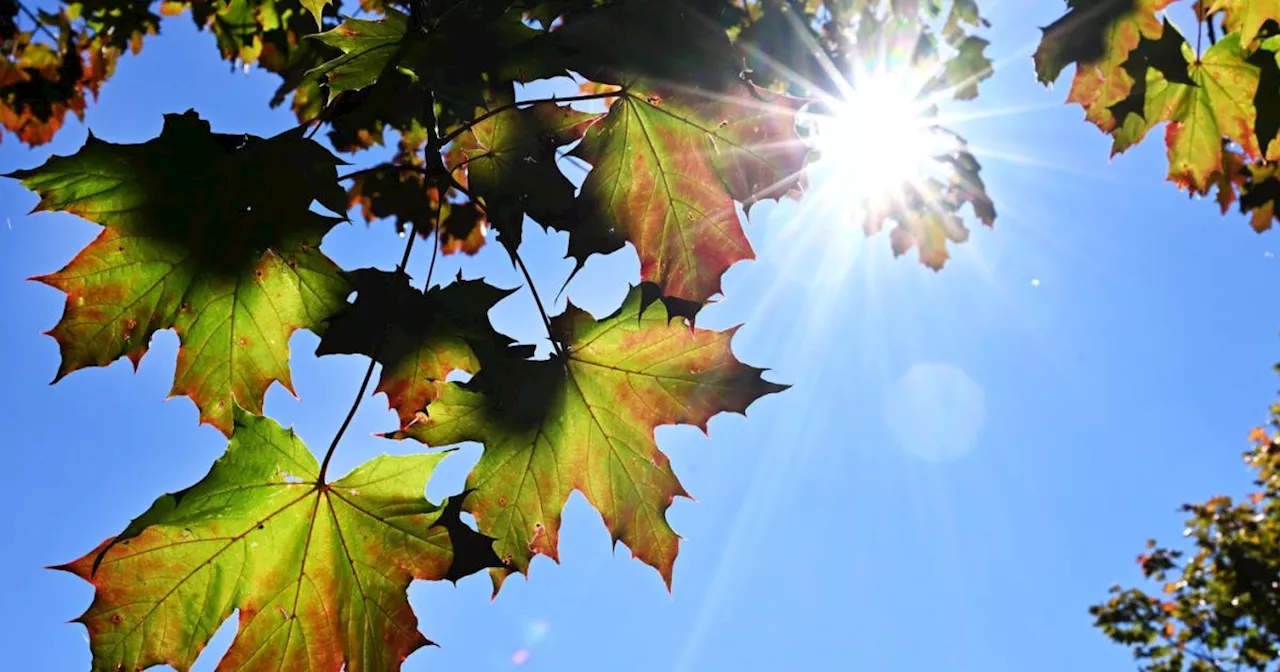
799 69 960 208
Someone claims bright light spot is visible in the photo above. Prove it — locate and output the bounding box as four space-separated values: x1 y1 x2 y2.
1031 278 1040 287
800 70 959 207
883 363 985 462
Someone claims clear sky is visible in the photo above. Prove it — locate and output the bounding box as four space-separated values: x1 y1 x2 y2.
3 2 1279 671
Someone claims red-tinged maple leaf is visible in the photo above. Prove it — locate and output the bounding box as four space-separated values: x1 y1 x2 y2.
1066 7 1175 133
0 35 88 146
59 410 498 672
316 269 526 430
393 286 786 591
1034 0 1171 85
5 111 350 434
570 88 809 308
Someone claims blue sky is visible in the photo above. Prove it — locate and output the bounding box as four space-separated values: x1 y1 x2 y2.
2 2 1279 670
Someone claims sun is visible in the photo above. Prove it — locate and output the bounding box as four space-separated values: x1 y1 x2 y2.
799 68 958 207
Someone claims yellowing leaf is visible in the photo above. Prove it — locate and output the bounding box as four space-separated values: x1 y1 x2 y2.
1033 0 1171 86
396 286 786 590
6 111 350 434
316 269 527 431
1146 34 1262 191
1208 0 1280 46
59 411 498 672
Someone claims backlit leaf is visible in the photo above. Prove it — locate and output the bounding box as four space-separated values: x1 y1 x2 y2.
1208 0 1280 46
1034 0 1169 86
59 410 498 672
5 111 350 434
1147 34 1262 191
316 269 525 430
447 100 600 253
395 286 786 590
570 89 808 308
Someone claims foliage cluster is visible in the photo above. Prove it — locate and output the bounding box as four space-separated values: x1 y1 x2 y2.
7 0 1280 669
2 0 998 669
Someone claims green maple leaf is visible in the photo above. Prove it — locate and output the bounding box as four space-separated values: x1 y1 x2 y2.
307 8 568 135
1142 34 1263 191
308 10 422 95
394 286 786 590
1208 0 1280 47
316 269 528 431
570 89 809 308
58 411 499 672
5 111 350 434
447 100 600 253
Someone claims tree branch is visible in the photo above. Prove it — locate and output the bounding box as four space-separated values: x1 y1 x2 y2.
439 90 621 146
338 163 430 182
15 0 59 44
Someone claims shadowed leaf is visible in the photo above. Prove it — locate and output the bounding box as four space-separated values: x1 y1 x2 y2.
316 268 525 430
5 111 351 434
394 286 786 592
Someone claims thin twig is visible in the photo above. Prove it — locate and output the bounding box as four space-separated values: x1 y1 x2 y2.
423 200 442 291
513 249 564 357
15 0 58 43
1195 5 1204 60
317 224 417 484
439 90 622 146
338 163 429 182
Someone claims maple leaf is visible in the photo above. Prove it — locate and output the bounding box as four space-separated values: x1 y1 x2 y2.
1034 0 1168 85
308 10 422 96
447 100 599 253
1143 34 1264 191
1070 14 1186 134
5 111 350 434
869 141 996 270
937 35 993 101
316 269 527 431
569 88 808 308
58 410 499 672
394 286 786 590
1208 0 1280 46
348 161 444 238
307 7 569 142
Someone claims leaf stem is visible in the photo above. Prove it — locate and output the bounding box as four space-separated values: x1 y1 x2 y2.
317 221 417 484
439 90 622 146
423 200 442 290
514 249 564 357
338 163 429 182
